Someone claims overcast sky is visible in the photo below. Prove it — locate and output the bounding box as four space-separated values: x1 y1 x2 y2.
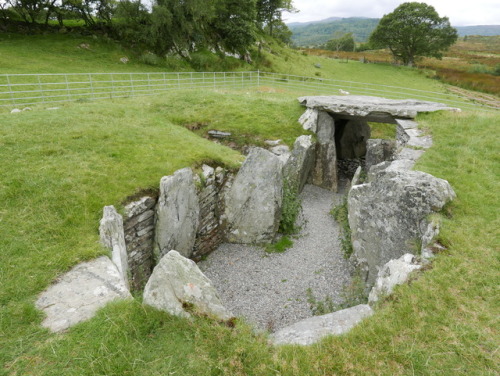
284 0 500 26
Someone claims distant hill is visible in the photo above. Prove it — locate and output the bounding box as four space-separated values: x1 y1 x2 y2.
288 17 500 47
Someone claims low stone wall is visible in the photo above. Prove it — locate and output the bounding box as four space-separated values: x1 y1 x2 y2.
123 196 157 291
192 166 233 261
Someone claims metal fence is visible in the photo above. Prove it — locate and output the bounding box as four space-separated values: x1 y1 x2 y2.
0 70 497 111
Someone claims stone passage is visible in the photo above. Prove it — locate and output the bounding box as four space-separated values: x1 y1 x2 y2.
199 184 352 332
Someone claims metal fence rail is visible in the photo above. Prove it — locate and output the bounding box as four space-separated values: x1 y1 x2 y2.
0 70 497 111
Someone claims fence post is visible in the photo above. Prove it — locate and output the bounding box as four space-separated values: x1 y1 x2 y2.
6 74 15 105
37 75 45 103
130 73 134 96
257 70 260 87
65 74 71 101
89 73 94 100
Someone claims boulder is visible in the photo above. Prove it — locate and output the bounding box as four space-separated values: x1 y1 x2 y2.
368 254 422 304
271 304 373 346
335 119 371 159
225 148 283 244
316 111 335 143
143 250 232 320
348 162 456 286
155 168 200 259
283 135 316 193
99 205 129 288
365 139 397 172
36 257 132 332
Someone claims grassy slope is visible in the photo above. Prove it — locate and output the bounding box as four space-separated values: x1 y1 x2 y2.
1 33 499 375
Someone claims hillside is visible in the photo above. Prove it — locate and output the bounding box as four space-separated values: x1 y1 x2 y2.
1 32 499 376
288 17 500 47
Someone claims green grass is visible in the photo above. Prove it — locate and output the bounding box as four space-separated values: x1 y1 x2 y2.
265 236 294 254
1 32 499 375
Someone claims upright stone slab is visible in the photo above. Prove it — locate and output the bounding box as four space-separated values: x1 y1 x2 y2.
36 257 132 332
365 139 397 172
143 250 232 320
155 168 200 259
225 147 283 244
348 162 456 286
99 205 129 288
283 135 316 193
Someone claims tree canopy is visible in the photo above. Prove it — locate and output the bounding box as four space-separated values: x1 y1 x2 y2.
369 2 457 66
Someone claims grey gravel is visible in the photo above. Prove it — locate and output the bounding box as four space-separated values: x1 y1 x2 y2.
198 184 352 332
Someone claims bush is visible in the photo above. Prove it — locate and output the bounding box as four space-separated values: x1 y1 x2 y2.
279 181 301 235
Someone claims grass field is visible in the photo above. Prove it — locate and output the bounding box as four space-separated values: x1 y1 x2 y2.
0 32 499 375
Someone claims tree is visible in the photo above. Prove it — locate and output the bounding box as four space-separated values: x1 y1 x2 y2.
325 32 355 52
256 0 295 37
369 2 457 66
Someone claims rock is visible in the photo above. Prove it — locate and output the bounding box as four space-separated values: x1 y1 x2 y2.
351 166 363 187
270 144 291 165
368 254 421 304
316 111 335 143
10 108 21 114
225 148 283 244
208 130 232 139
99 206 129 289
365 139 397 171
299 95 459 123
271 304 373 346
119 57 129 64
22 107 32 111
336 119 371 159
265 139 282 146
155 168 200 259
143 250 232 320
283 135 316 192
311 141 338 191
298 108 318 133
348 163 456 286
36 257 132 332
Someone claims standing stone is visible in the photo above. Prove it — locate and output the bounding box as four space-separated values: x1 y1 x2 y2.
155 168 200 259
99 205 129 289
143 250 232 320
298 108 319 133
311 141 338 191
283 135 316 193
348 163 456 286
225 147 283 244
365 139 397 172
36 257 132 332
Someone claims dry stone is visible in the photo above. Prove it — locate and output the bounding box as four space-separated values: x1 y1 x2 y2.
348 162 456 286
99 205 129 288
224 147 283 244
143 250 232 320
271 304 373 345
155 168 200 259
36 257 132 332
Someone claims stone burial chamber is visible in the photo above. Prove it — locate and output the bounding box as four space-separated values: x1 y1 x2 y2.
35 94 458 346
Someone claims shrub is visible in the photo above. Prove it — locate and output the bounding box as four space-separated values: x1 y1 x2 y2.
279 181 301 235
331 198 354 259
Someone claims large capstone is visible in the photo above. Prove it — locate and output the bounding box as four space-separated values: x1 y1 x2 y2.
155 168 200 259
348 162 456 286
224 147 283 244
36 257 132 332
143 250 232 320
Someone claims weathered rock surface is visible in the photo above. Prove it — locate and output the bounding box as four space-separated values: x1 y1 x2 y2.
368 254 422 304
155 168 200 259
298 107 318 132
36 257 132 332
271 304 373 345
99 206 129 288
348 162 456 286
143 250 232 320
299 95 459 122
335 119 371 159
365 139 397 172
283 135 316 192
224 148 283 244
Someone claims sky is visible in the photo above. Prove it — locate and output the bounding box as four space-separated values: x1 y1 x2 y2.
283 0 500 26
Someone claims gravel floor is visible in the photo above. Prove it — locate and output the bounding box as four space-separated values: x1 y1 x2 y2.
198 184 352 332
